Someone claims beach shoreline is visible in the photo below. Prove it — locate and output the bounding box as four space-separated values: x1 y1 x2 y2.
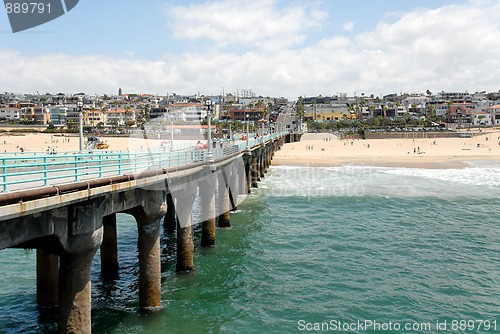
1 131 500 169
272 132 500 169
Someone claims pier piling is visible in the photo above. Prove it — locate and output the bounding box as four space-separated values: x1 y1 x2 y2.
199 176 217 247
218 171 231 228
101 214 119 279
36 249 59 306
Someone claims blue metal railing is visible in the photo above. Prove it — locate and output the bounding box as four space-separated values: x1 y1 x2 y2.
0 132 285 193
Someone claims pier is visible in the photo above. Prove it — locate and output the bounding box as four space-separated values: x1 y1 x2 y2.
0 132 293 333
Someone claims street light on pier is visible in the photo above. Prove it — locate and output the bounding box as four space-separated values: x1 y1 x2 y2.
245 113 250 153
76 100 84 152
205 99 214 164
169 113 174 150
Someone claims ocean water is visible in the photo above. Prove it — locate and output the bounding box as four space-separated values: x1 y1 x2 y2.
1 162 499 333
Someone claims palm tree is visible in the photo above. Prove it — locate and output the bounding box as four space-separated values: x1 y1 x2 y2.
368 105 375 118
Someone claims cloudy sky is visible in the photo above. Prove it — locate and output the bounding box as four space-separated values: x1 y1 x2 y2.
1 0 499 99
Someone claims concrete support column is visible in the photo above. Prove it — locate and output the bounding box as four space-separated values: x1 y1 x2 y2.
172 186 197 272
101 214 119 279
264 147 270 172
228 165 239 211
57 201 104 334
137 219 161 309
267 149 272 169
126 190 167 310
199 177 217 247
58 239 100 334
228 187 237 212
217 171 231 228
37 249 59 306
176 219 194 272
243 155 251 194
259 150 266 178
251 154 259 188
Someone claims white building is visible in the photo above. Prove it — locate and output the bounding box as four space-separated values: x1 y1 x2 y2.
105 109 136 126
471 111 492 126
489 105 500 125
0 108 20 120
169 103 207 123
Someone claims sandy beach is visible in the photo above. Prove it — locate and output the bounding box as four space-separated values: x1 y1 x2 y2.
273 132 500 168
0 133 196 153
2 131 500 169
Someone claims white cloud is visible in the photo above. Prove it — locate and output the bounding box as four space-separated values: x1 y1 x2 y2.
165 0 328 52
343 21 355 32
1 1 500 99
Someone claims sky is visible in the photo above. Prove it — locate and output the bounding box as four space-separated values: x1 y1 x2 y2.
1 0 500 100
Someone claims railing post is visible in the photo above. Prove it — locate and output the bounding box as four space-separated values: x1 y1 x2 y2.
2 159 7 192
43 157 48 186
118 152 122 175
74 155 79 182
98 154 103 178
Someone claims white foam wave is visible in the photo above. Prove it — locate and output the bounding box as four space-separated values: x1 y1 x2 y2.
262 165 500 199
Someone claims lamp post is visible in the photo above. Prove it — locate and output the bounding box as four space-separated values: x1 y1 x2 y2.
205 99 214 164
245 113 250 152
169 113 174 151
228 120 232 142
76 100 84 152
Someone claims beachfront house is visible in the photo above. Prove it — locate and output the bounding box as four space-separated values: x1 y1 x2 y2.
19 106 51 125
84 109 107 127
105 109 136 127
471 111 492 126
0 108 20 121
487 105 500 125
445 103 475 126
48 106 68 127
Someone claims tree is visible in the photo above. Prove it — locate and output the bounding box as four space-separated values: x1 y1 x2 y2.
296 96 305 123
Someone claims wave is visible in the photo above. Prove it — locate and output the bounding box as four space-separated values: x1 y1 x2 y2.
260 165 500 199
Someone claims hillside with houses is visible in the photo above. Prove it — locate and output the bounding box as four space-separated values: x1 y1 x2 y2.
1 90 500 135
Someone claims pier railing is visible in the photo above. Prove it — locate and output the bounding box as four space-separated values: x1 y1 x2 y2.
0 132 284 192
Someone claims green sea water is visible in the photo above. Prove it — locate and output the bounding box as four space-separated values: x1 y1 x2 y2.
1 163 499 333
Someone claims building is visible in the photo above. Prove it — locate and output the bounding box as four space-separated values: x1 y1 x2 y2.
19 106 51 125
471 111 492 126
105 109 136 127
488 105 500 125
48 106 68 126
303 103 354 121
229 107 265 121
437 91 472 102
0 108 20 120
169 103 206 123
65 105 82 128
84 109 107 127
446 103 475 125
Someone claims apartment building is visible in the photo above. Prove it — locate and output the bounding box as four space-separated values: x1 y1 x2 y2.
20 106 51 125
48 106 68 126
0 108 20 120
